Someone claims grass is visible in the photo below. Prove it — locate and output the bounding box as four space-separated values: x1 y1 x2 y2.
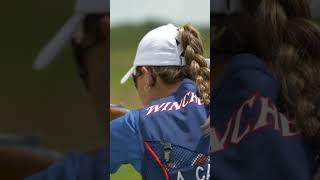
110 165 141 179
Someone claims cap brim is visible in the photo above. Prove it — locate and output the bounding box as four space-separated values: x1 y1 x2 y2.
120 59 209 84
120 66 136 84
33 13 85 70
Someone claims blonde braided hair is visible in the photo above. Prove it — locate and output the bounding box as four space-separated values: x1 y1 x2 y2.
178 24 210 105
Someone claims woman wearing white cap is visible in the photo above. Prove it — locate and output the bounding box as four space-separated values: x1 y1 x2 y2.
110 24 210 180
24 0 109 179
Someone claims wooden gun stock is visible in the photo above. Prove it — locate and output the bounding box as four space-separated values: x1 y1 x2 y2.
110 104 129 121
0 146 60 180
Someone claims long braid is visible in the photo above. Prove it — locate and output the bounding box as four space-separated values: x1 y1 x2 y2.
243 0 320 176
178 24 210 105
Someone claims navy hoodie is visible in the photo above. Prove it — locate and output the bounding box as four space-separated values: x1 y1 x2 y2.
211 54 318 180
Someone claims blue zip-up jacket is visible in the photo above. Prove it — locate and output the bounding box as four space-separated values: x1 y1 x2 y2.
110 79 210 179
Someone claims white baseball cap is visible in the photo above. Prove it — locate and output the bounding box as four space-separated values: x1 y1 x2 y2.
33 0 109 70
120 24 187 84
211 0 320 17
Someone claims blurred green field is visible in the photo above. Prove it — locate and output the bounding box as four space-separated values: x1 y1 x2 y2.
110 21 209 179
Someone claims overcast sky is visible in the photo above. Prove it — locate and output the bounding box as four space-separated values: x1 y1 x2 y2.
111 0 210 27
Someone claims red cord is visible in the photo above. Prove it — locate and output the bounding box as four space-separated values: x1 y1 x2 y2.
144 142 170 180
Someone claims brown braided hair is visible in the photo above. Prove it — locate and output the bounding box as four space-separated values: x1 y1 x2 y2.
213 0 320 149
255 0 320 142
137 23 210 105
